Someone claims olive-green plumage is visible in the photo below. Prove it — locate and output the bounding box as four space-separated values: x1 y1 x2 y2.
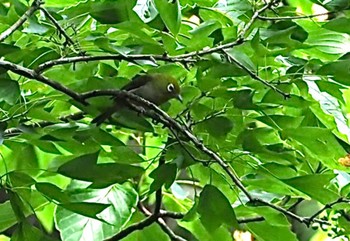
92 73 182 125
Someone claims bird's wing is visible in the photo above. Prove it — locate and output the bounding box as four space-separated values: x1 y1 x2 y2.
121 75 152 91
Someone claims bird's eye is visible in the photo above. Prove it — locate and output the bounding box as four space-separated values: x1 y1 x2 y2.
167 83 175 93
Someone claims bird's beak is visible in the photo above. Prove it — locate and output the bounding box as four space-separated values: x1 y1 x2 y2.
177 94 183 103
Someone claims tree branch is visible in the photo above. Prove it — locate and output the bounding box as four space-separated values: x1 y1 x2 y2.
35 1 278 72
106 215 158 241
140 204 187 241
154 155 165 215
305 198 349 226
0 60 87 105
82 89 253 200
0 0 43 42
255 199 330 226
3 111 84 138
159 210 185 219
81 89 334 228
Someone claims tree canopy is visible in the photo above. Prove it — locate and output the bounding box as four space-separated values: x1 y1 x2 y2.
0 0 350 241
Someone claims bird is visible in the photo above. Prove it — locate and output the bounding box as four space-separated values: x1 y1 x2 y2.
92 73 182 126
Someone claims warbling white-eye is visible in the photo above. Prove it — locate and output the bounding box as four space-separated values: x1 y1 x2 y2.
92 73 182 125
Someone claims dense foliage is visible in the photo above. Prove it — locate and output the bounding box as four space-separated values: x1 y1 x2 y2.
1 0 350 240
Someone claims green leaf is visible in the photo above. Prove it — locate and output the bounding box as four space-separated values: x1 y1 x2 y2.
232 89 259 110
282 174 339 204
115 21 161 46
0 201 17 233
281 127 346 169
256 115 304 130
186 20 222 50
8 190 26 221
0 74 20 104
35 182 70 203
8 171 36 187
149 163 177 192
225 49 257 72
89 0 140 24
107 146 145 164
179 218 233 241
154 0 181 35
197 185 239 231
23 18 49 35
199 116 233 138
305 27 350 55
59 202 110 220
323 17 350 34
11 221 55 241
55 183 138 241
57 152 145 187
43 0 82 8
260 21 306 48
247 221 298 241
317 60 350 86
0 43 20 56
324 0 349 10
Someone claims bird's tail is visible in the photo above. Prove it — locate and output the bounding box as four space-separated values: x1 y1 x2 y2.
92 105 120 126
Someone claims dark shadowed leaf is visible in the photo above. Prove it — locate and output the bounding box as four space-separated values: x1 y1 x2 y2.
57 152 144 187
149 163 177 192
197 185 238 231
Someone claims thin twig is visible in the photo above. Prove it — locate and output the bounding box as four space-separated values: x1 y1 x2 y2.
238 216 265 223
35 54 196 73
306 198 349 225
255 199 330 226
222 49 290 98
39 7 83 54
0 0 43 42
258 11 334 21
238 0 279 39
159 210 185 219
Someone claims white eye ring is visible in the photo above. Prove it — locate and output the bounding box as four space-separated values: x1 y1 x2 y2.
167 83 175 93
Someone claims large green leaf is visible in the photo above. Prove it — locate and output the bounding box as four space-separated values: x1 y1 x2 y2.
57 152 144 187
0 74 20 105
11 221 56 241
55 183 138 241
154 0 181 35
89 0 140 24
323 17 350 34
282 174 339 204
317 60 350 86
198 116 233 138
0 201 17 233
247 221 298 241
197 185 238 231
281 127 346 169
149 163 177 192
179 218 233 241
